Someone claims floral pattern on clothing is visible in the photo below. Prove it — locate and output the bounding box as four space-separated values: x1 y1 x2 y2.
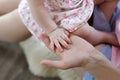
18 0 94 40
44 0 94 32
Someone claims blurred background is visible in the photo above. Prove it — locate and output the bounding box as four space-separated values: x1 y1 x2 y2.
0 41 60 80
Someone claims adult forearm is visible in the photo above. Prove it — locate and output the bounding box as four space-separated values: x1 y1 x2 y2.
84 50 120 80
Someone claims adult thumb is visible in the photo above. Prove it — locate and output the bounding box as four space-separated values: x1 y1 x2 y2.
41 60 66 69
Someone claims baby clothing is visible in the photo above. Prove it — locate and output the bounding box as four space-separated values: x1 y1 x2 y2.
18 0 94 40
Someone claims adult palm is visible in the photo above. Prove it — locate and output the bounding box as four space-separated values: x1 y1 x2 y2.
40 34 97 69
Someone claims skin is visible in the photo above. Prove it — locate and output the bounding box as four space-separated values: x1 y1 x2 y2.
27 0 72 52
27 0 119 53
0 0 119 79
40 0 120 80
99 0 118 22
40 33 120 80
0 9 31 42
0 0 31 42
0 0 20 15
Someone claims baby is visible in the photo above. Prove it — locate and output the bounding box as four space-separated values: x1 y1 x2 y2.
18 0 119 52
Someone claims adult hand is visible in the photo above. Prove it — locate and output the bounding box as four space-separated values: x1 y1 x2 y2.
40 33 97 69
40 33 120 80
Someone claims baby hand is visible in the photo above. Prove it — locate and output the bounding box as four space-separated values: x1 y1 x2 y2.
48 28 71 52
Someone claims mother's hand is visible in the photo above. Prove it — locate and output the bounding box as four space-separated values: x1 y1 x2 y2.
40 34 120 80
40 34 99 69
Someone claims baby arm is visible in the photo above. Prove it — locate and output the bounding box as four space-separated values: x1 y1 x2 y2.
27 0 71 52
27 0 57 33
72 23 119 46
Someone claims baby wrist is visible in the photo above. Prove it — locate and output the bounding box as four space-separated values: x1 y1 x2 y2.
46 27 58 34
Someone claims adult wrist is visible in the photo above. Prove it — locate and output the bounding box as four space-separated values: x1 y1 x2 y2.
82 49 120 80
82 49 107 70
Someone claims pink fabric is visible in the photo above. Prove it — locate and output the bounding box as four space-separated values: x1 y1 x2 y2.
18 0 94 32
18 0 94 41
112 21 120 68
44 0 94 32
